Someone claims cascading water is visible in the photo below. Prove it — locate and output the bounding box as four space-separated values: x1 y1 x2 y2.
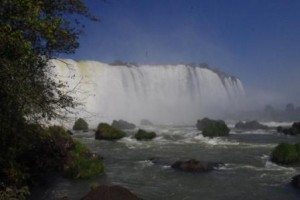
51 59 245 125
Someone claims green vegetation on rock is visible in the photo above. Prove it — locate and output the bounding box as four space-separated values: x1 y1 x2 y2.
134 129 156 140
140 119 154 126
271 143 300 164
112 119 136 130
95 123 126 140
65 141 104 179
0 125 104 198
277 122 300 136
196 118 230 137
235 121 268 130
73 118 89 131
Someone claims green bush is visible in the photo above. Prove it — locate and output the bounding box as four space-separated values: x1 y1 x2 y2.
271 143 300 164
73 118 89 131
0 186 29 200
134 129 156 140
95 123 126 140
196 118 230 137
64 141 104 179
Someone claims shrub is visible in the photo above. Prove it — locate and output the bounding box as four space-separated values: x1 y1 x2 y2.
95 123 126 140
0 186 29 200
134 129 156 140
73 118 89 131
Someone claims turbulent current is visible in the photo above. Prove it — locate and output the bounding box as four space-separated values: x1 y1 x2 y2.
29 122 300 200
52 59 245 125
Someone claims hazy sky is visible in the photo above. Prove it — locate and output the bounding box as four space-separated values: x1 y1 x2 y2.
68 0 300 108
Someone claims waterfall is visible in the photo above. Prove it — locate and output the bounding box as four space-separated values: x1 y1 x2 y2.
51 59 245 125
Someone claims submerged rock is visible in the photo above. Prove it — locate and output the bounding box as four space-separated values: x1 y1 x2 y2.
196 118 230 137
73 118 89 131
95 123 126 140
81 185 141 200
112 119 136 130
171 159 224 172
235 121 268 130
134 129 156 140
291 174 300 189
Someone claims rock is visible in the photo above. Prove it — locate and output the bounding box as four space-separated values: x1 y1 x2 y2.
67 130 73 135
140 119 154 126
112 120 136 130
95 123 126 140
73 118 89 131
291 174 300 189
59 196 70 200
134 129 156 140
81 185 141 200
235 121 268 130
196 118 230 137
171 159 224 172
196 118 212 130
277 126 283 133
271 143 300 164
277 122 300 135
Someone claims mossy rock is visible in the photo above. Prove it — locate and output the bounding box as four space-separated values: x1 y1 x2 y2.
73 118 88 131
64 141 104 179
271 143 300 164
95 123 126 140
140 119 154 126
196 118 229 137
277 122 300 136
134 129 156 140
235 121 268 130
196 118 212 130
112 119 136 130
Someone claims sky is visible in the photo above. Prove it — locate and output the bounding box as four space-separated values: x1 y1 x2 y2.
67 0 300 108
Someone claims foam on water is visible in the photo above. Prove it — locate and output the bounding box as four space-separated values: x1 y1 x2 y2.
220 162 296 173
261 121 294 127
136 160 154 168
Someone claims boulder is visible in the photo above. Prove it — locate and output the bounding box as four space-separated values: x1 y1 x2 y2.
73 118 88 131
59 196 70 200
277 122 300 135
171 159 224 172
112 120 136 130
271 143 300 164
81 185 141 200
134 129 156 140
140 119 154 126
196 118 230 137
67 130 73 135
291 174 300 189
235 121 268 130
95 123 126 140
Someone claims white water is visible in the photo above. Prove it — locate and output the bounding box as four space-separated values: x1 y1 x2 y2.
51 59 245 126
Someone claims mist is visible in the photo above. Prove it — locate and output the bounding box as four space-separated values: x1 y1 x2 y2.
61 0 300 122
